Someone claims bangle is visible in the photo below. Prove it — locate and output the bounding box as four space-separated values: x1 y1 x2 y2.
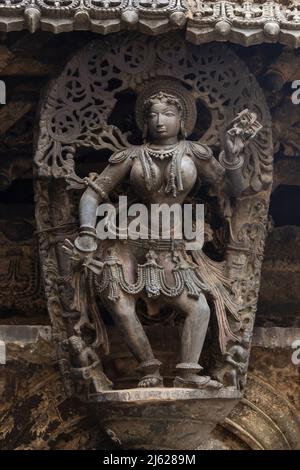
219 151 244 170
79 225 97 238
83 177 108 200
79 231 97 238
74 237 97 253
80 225 96 233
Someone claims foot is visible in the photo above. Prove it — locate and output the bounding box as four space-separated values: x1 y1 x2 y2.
138 375 163 388
174 375 223 390
136 358 162 388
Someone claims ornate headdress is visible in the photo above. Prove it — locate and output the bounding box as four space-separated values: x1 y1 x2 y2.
135 78 197 137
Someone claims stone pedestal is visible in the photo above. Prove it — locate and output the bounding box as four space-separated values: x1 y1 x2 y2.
90 388 241 450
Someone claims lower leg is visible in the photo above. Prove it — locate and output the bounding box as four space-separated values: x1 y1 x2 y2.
180 306 210 366
173 294 222 389
108 298 162 387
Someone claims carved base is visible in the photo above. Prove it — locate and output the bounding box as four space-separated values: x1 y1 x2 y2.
89 388 241 450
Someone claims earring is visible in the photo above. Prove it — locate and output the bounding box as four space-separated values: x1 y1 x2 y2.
180 120 187 140
142 123 148 143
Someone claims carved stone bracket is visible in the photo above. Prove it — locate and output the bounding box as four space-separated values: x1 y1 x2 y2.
93 388 241 450
2 325 299 449
0 1 299 46
33 33 273 449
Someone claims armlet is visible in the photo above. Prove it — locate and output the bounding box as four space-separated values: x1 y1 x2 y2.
108 147 137 164
187 141 213 160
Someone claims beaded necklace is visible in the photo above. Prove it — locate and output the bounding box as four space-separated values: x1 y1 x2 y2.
140 142 185 197
144 143 179 160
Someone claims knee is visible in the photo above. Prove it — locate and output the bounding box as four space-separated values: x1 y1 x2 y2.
111 308 128 324
195 296 210 320
184 297 210 321
108 299 135 325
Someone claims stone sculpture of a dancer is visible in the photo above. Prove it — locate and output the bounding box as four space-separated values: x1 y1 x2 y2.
64 78 262 390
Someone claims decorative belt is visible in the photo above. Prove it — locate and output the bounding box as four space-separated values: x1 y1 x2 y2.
126 238 185 251
92 249 209 302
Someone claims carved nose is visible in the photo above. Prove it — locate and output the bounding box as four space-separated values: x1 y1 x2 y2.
156 114 163 126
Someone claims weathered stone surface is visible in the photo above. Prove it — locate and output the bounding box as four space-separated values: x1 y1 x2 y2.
253 327 300 349
0 325 53 364
264 49 300 91
0 366 115 450
0 211 47 317
248 348 300 413
0 101 33 135
257 226 300 327
273 159 300 191
0 325 299 449
92 388 241 450
272 98 300 157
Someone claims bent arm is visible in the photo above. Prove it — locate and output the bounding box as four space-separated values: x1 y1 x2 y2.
191 142 247 198
219 149 247 197
79 189 99 229
219 109 263 197
189 142 225 187
79 157 133 228
227 171 246 197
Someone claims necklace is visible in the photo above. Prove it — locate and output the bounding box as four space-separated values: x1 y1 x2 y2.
140 142 184 197
145 143 180 160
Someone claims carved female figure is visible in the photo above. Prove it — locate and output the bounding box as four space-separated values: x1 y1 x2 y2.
65 79 261 390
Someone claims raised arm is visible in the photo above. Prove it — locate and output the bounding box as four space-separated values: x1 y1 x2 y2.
188 141 226 188
190 140 246 197
219 109 263 197
191 110 262 198
218 134 247 197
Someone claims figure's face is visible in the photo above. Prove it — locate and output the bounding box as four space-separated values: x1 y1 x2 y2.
69 338 81 352
146 100 181 143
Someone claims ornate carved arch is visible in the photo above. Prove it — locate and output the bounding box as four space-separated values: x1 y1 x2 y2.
35 32 273 191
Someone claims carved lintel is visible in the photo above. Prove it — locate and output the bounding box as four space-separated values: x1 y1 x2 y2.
0 2 298 46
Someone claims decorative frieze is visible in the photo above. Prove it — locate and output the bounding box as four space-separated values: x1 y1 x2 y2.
187 1 300 46
0 1 299 46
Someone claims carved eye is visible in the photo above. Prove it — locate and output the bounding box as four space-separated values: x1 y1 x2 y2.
165 112 175 117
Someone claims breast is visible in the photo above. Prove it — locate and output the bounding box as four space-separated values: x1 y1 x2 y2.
164 155 197 194
130 158 162 196
130 154 198 199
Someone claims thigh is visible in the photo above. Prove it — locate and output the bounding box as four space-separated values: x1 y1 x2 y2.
102 291 137 322
165 291 210 317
